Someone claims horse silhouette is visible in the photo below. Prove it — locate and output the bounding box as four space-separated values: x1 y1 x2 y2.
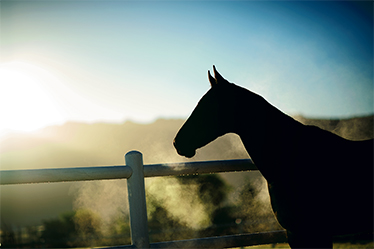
173 66 373 249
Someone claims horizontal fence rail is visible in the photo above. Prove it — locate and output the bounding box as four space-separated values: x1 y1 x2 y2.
0 150 288 248
0 158 257 185
104 230 288 249
0 165 133 185
145 158 257 177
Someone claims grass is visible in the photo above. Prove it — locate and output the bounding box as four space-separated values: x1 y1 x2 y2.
240 242 374 248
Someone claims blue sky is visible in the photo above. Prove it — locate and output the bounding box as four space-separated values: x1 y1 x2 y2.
1 1 373 133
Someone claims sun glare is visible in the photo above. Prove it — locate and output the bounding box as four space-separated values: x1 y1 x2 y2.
0 62 65 134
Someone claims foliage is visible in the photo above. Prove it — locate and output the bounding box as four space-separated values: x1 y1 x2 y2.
41 211 76 248
73 209 102 247
40 209 104 248
104 213 131 246
0 223 16 248
147 195 196 242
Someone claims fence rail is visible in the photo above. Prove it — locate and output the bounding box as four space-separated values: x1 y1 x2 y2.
0 165 133 185
0 150 288 248
0 158 257 185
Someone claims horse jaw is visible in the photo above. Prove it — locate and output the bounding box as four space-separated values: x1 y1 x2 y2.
173 139 196 158
179 149 196 158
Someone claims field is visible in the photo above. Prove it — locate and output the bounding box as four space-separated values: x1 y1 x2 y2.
247 242 374 248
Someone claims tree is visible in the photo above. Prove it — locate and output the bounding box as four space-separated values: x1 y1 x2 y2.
72 209 102 247
1 223 16 248
147 195 195 242
41 211 76 248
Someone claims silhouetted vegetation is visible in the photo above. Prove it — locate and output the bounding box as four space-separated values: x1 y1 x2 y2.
147 195 196 242
1 224 16 248
41 212 76 248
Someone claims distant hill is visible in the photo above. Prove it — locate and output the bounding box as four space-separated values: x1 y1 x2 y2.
0 118 249 171
1 115 373 227
1 115 372 170
294 115 373 140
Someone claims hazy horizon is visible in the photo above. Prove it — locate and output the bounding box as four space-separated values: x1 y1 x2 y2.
1 112 374 139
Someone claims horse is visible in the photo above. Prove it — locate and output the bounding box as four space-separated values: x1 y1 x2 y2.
173 66 373 248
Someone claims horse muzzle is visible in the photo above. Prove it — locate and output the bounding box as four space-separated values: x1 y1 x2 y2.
173 139 196 158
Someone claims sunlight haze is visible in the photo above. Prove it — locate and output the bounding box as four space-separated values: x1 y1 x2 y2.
0 62 64 133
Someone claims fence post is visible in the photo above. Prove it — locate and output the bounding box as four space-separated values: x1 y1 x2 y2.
125 151 150 248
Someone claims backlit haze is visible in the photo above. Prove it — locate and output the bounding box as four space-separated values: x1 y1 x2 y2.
1 1 373 135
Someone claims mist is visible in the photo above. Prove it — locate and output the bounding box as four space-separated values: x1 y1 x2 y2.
70 180 129 228
147 177 209 229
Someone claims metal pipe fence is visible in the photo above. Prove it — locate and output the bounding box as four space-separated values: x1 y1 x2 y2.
0 150 287 248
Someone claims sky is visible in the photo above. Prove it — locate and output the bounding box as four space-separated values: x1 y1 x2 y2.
0 0 373 134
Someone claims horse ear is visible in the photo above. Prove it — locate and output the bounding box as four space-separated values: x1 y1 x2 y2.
208 70 217 87
213 65 228 84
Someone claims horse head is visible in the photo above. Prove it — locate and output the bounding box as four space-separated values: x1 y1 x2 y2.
173 66 239 158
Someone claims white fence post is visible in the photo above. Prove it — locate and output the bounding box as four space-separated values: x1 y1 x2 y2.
125 151 150 248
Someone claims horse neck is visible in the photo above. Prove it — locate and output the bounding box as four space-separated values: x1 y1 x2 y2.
230 90 303 177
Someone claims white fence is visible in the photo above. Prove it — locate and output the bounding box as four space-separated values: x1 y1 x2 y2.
0 150 287 248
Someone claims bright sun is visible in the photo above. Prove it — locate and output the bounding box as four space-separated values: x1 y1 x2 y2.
0 62 65 134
